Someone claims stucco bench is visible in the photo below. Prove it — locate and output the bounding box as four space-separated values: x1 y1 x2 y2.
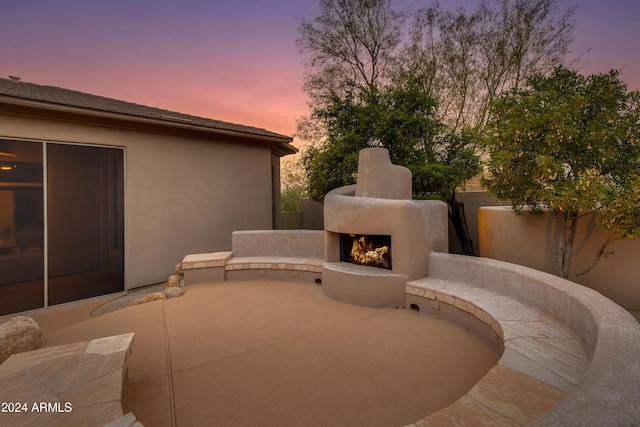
182 254 324 284
405 252 640 426
0 333 138 426
225 256 323 282
182 230 324 285
405 277 589 425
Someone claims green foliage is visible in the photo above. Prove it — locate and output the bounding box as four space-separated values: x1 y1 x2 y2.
412 129 482 198
303 142 361 202
280 156 309 212
281 186 306 212
483 66 640 278
301 83 481 201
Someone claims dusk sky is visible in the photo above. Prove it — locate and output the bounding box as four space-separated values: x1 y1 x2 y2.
2 0 639 145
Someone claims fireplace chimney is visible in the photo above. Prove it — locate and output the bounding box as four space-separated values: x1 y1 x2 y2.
354 148 412 200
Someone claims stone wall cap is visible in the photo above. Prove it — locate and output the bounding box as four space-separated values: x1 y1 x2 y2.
182 251 233 269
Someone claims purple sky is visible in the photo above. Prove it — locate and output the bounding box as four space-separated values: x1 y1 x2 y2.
2 0 638 144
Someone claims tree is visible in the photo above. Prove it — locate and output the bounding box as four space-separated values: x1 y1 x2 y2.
301 81 481 251
302 78 483 197
296 0 406 106
281 156 309 212
297 0 576 134
296 0 575 255
482 67 640 280
399 0 575 131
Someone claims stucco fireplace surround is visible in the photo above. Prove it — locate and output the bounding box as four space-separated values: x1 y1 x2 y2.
322 148 448 308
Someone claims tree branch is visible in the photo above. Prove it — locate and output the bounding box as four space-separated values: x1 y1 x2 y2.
572 232 621 281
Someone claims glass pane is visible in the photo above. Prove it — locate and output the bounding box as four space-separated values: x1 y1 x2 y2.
0 139 45 315
47 144 124 305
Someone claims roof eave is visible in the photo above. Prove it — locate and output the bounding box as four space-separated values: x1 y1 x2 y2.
272 143 298 157
0 96 294 148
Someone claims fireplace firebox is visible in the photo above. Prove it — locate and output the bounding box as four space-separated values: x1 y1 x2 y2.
340 234 392 270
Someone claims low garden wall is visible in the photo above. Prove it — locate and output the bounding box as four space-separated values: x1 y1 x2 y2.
426 252 640 426
479 206 640 310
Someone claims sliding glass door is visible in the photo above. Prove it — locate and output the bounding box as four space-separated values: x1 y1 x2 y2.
47 143 125 305
0 139 45 314
0 139 124 316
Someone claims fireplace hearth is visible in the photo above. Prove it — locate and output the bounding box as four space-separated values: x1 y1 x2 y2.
340 234 391 270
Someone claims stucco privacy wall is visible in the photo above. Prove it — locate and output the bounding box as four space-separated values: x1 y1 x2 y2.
1 114 274 288
448 191 509 255
479 206 640 310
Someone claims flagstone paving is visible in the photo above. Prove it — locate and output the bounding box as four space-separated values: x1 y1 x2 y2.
0 333 135 426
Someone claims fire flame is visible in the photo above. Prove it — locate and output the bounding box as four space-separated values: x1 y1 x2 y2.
350 236 389 266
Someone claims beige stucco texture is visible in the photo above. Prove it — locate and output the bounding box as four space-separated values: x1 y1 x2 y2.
479 206 640 310
1 114 275 289
355 147 412 200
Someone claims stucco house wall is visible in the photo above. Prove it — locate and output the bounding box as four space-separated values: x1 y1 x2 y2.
0 78 295 298
124 130 274 287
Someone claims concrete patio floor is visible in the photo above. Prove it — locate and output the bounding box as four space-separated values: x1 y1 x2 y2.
22 280 498 426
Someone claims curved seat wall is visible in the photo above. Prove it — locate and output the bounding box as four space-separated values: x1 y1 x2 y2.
426 252 640 426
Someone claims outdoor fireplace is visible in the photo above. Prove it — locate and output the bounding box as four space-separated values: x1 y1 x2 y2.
340 234 392 270
322 148 448 308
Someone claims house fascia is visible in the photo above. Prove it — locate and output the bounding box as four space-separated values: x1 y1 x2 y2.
0 95 297 155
